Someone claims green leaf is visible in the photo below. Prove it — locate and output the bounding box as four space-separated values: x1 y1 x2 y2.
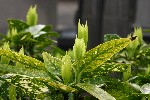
0 74 48 94
38 78 77 93
82 63 129 79
68 93 74 100
77 83 116 100
42 52 61 76
82 38 131 71
82 75 120 85
9 84 16 100
8 19 29 32
26 5 38 26
0 63 49 77
0 49 45 71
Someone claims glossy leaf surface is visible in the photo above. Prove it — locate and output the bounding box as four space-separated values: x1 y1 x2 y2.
77 83 116 100
0 49 45 71
82 38 131 71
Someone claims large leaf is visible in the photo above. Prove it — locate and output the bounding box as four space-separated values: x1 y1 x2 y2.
77 83 116 100
82 38 131 71
0 74 77 94
0 63 49 78
0 49 45 71
0 74 48 99
105 81 147 100
82 62 129 79
8 19 29 32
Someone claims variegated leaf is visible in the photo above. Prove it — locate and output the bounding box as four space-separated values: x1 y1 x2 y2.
82 62 129 79
77 83 116 100
42 52 61 76
0 49 45 71
82 38 131 71
0 64 49 78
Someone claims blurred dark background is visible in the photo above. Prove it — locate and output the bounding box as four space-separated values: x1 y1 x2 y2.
0 0 150 50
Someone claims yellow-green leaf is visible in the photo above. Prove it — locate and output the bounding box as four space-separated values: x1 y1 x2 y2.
82 38 131 71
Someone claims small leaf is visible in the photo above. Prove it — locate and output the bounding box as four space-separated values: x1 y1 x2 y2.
77 83 116 100
42 52 61 76
24 25 45 38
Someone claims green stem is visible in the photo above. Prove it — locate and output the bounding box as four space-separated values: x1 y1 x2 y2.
145 64 150 75
123 65 131 81
75 61 82 84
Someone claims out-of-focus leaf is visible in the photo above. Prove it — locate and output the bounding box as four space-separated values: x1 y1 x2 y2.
0 49 45 71
9 84 16 100
104 34 120 42
26 5 38 26
24 25 45 38
140 83 150 94
8 19 29 32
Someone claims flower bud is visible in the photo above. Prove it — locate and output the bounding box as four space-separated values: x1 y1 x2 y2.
61 53 72 84
73 38 86 62
78 20 88 46
134 27 143 45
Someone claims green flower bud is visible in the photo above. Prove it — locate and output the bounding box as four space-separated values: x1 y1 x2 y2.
26 5 38 26
134 27 143 45
126 34 139 60
61 53 72 84
78 20 88 46
1 42 10 64
7 28 17 38
73 38 86 62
